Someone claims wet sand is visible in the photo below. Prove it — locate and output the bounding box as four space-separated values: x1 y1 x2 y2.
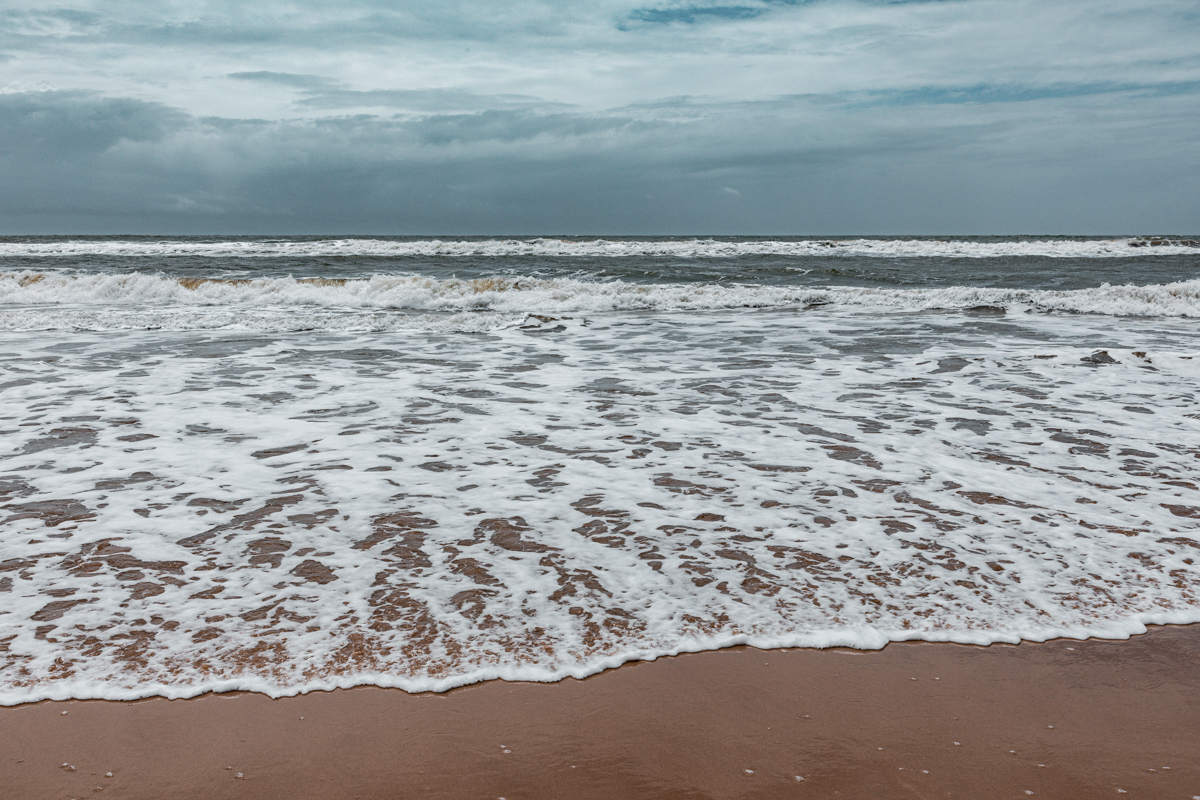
2 625 1198 800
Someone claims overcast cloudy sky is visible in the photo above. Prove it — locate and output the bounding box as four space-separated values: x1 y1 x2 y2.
1 0 1197 234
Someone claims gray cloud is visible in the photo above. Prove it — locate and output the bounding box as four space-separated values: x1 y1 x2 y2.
297 89 559 113
836 80 1200 108
0 1 590 51
0 0 1197 232
1 84 1197 234
224 73 565 114
0 91 187 156
228 71 337 89
405 109 637 145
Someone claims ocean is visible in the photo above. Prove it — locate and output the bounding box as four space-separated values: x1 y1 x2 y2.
2 235 1199 704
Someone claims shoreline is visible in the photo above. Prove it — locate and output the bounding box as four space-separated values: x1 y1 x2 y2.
9 615 1200 706
3 625 1198 799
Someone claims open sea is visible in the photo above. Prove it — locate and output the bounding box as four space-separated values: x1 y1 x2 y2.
2 235 1199 704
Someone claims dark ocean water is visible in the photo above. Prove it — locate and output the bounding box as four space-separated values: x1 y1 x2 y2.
1 234 1197 288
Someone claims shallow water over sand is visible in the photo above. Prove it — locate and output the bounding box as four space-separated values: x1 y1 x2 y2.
3 300 1200 702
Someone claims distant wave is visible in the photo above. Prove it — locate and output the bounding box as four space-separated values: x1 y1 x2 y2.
0 237 1197 259
4 271 1200 330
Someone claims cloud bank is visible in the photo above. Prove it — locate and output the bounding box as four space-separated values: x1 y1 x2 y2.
0 0 1197 233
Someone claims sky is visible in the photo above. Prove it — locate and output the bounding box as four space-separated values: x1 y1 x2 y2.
1 0 1197 234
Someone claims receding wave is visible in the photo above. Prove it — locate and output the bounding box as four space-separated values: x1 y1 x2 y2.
0 236 1197 259
4 313 1200 703
3 272 1200 329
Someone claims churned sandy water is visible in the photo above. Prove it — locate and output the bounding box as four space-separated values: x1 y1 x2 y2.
4 286 1200 702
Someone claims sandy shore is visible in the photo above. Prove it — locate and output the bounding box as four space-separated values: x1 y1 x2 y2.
2 625 1198 800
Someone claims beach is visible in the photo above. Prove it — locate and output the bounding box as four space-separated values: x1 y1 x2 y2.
4 625 1198 799
3 0 1199 781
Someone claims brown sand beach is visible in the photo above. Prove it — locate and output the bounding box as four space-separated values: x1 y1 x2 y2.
2 624 1197 800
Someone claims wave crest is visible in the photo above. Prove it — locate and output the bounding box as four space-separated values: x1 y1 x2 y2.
1 236 1198 259
4 271 1200 322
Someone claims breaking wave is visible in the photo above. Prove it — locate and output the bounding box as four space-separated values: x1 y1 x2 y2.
0 236 1197 259
4 272 1200 330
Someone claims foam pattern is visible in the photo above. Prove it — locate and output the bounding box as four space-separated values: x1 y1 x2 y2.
2 309 1199 704
5 272 1200 330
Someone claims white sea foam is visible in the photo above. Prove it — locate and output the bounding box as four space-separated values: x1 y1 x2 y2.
0 306 528 334
0 237 1196 259
4 272 1200 330
2 312 1199 704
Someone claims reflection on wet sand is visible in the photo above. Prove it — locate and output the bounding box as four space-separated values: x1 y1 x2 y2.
3 626 1198 799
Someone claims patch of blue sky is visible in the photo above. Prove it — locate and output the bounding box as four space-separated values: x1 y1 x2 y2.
625 0 812 26
623 0 959 27
628 5 769 24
